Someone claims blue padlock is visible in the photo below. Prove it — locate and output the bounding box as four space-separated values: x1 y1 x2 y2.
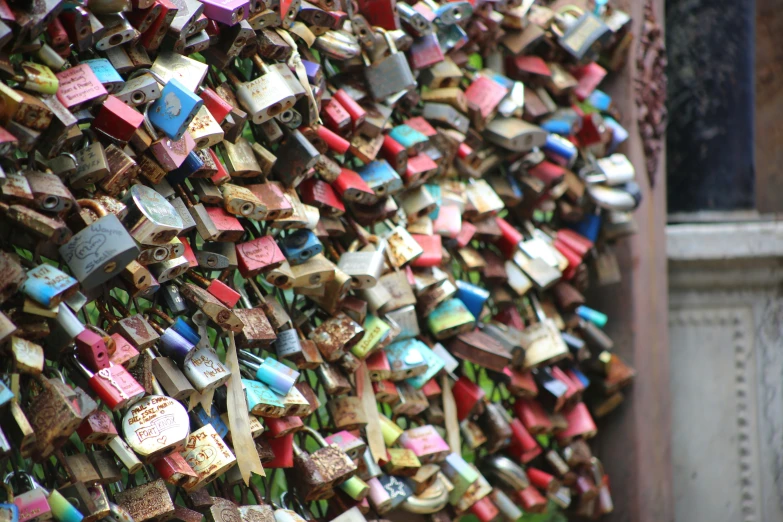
82 58 125 93
569 213 602 243
385 339 429 381
586 89 612 112
425 183 442 220
566 364 590 388
21 264 78 308
561 331 586 358
149 77 203 141
404 342 445 389
358 160 404 198
0 503 19 522
389 124 429 153
576 305 607 328
277 229 323 266
191 404 229 439
543 133 578 167
170 317 201 346
603 116 629 153
166 150 204 185
238 350 299 396
455 279 489 319
242 378 286 417
0 380 14 408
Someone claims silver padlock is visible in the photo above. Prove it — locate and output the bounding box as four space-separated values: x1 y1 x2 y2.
123 183 185 245
337 237 387 289
183 345 232 393
59 199 140 290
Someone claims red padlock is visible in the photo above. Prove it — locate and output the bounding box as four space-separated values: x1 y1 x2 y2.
200 87 233 124
420 377 441 399
506 418 541 464
179 237 199 268
75 328 110 372
263 432 294 468
139 0 179 51
527 467 559 495
356 0 399 30
236 236 287 277
571 62 607 101
332 89 366 130
366 349 391 381
209 148 231 185
206 279 241 308
528 161 565 188
517 485 547 513
373 379 399 404
322 97 351 133
265 416 304 438
404 116 437 137
504 367 538 398
316 125 351 155
455 221 476 248
109 333 140 369
550 366 581 405
469 496 499 522
332 168 376 205
514 398 552 435
299 178 346 216
404 153 438 186
76 410 119 445
73 356 146 411
556 229 593 258
464 76 508 121
204 206 245 241
154 452 199 489
452 375 485 421
410 234 442 268
555 402 597 443
126 2 163 33
381 135 408 176
494 217 523 259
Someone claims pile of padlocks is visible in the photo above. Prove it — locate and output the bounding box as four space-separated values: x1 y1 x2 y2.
0 0 641 519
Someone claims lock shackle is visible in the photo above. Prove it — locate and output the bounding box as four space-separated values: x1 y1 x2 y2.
76 199 109 218
43 365 68 384
173 183 197 207
376 28 398 54
224 70 244 90
70 351 98 379
238 349 264 365
142 102 161 141
529 293 547 323
478 454 530 490
127 68 168 87
145 308 176 329
94 300 117 327
3 472 46 495
550 5 585 38
238 358 262 372
300 425 330 447
250 55 270 74
186 271 211 289
401 475 449 514
590 456 605 484
107 296 130 317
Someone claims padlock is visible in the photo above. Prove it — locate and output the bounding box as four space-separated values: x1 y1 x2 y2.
115 479 175 521
70 353 145 411
238 349 299 396
56 64 109 111
309 312 364 362
272 129 320 188
363 29 416 101
243 379 286 417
